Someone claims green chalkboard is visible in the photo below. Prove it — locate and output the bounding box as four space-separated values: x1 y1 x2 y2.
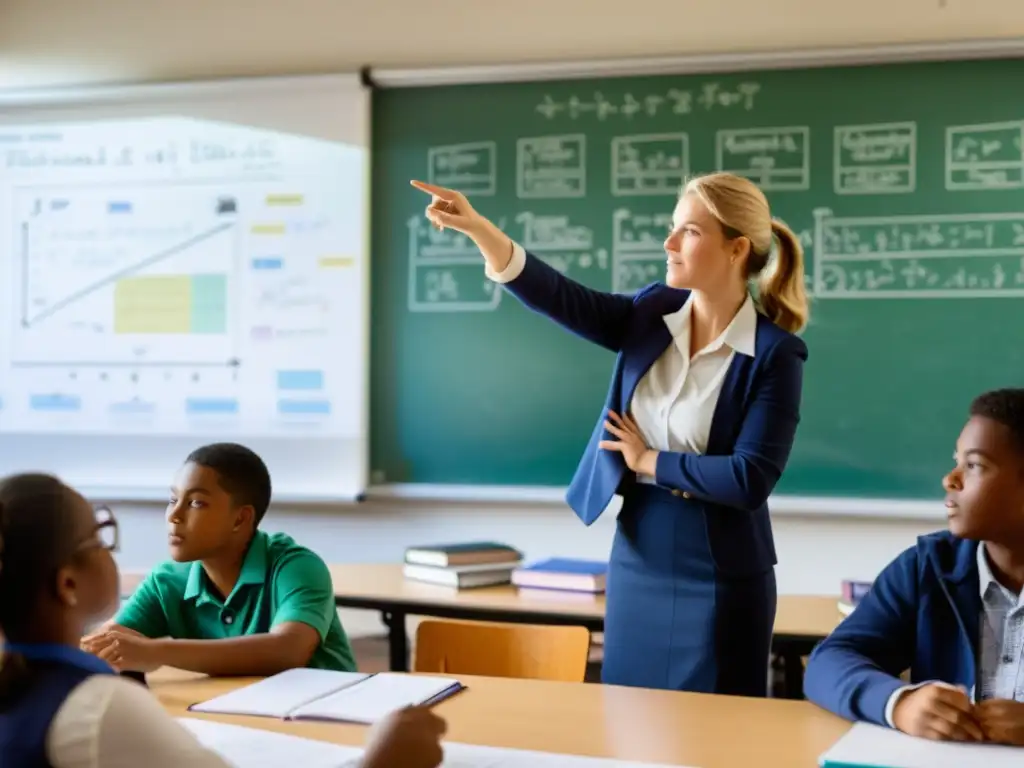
369 57 1024 499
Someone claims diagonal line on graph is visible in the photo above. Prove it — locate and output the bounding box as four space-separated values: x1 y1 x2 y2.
25 221 235 327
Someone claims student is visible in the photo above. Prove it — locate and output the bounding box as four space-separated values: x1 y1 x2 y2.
0 472 447 767
81 442 356 676
804 388 1024 746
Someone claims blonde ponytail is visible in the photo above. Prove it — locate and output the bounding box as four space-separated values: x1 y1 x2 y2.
683 172 810 334
757 219 809 334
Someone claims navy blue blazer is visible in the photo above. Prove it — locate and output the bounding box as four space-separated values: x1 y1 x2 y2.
804 532 983 726
501 251 808 576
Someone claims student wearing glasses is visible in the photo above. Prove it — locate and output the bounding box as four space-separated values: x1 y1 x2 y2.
0 473 447 768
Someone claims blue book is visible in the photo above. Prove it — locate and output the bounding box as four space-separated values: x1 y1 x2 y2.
511 558 607 593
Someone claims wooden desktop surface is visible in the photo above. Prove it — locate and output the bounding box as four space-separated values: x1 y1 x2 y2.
327 563 844 638
124 563 844 638
153 669 851 767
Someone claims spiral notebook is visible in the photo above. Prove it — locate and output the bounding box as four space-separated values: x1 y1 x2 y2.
187 668 464 724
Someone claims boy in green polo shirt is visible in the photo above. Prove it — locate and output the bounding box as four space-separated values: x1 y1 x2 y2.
81 442 356 675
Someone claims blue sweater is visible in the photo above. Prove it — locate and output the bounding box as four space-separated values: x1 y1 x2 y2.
804 531 982 724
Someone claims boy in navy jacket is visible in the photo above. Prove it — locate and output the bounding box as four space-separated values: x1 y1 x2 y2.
805 388 1024 746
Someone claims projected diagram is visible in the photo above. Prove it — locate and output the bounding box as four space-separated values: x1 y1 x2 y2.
12 185 240 367
0 116 366 437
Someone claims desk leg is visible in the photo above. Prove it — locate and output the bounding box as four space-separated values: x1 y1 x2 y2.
780 649 804 699
382 610 409 672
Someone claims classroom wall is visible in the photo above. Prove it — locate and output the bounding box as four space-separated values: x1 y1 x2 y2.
2 0 1023 90
1 0 997 635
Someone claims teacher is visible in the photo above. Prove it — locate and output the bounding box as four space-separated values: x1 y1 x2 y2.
413 172 809 696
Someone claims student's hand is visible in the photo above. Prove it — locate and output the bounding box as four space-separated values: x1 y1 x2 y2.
361 706 447 768
975 699 1024 746
95 630 163 673
81 624 143 658
891 683 984 741
599 410 657 475
82 623 140 647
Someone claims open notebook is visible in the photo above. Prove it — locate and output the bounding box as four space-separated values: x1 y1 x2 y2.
188 669 464 725
820 722 1024 767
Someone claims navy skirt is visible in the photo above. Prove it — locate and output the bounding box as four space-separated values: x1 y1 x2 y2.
601 483 777 695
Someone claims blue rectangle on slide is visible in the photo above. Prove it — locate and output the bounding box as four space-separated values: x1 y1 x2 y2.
185 398 239 415
108 201 132 214
252 257 284 269
277 370 324 390
30 394 81 411
109 400 156 415
278 399 331 415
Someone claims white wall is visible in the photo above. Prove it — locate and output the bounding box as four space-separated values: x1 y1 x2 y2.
1 0 1023 90
1 0 986 636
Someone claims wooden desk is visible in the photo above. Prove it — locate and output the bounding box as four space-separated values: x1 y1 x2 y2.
153 670 850 767
328 564 844 697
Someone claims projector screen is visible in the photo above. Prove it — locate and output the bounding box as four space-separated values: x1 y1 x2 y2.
0 74 370 503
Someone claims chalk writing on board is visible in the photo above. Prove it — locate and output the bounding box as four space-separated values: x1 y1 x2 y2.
812 209 1024 298
612 208 672 293
427 141 497 196
716 126 810 191
834 122 916 195
611 133 689 197
516 134 586 198
516 212 608 279
945 120 1024 191
535 82 760 121
406 215 506 312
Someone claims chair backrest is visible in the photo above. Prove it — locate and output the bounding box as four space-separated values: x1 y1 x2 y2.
413 619 591 682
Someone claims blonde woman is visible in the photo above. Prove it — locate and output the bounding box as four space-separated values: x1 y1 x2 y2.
413 173 809 695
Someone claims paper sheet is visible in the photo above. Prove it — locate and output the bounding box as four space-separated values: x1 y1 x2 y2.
820 722 1024 767
438 741 694 767
290 673 462 724
178 718 695 767
188 668 369 718
179 718 362 767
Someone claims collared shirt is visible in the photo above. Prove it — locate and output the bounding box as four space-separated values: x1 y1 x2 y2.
114 531 355 672
630 291 757 457
490 242 758 474
976 543 1024 701
883 542 1024 726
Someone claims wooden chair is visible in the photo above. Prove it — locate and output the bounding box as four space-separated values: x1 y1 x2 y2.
413 619 592 682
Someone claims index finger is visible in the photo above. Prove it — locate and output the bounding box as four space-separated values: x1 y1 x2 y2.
410 180 458 200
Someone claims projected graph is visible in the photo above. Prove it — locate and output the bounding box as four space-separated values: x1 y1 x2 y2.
0 114 366 442
12 185 239 367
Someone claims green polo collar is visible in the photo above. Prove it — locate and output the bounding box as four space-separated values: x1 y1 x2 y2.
183 531 270 603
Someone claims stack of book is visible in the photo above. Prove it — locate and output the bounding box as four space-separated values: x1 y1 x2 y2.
401 541 523 589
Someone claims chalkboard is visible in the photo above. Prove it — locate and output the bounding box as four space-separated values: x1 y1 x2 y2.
369 56 1024 499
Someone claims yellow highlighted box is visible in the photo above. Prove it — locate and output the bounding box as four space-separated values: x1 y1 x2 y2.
318 256 354 268
265 194 304 206
114 276 191 333
251 223 286 235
